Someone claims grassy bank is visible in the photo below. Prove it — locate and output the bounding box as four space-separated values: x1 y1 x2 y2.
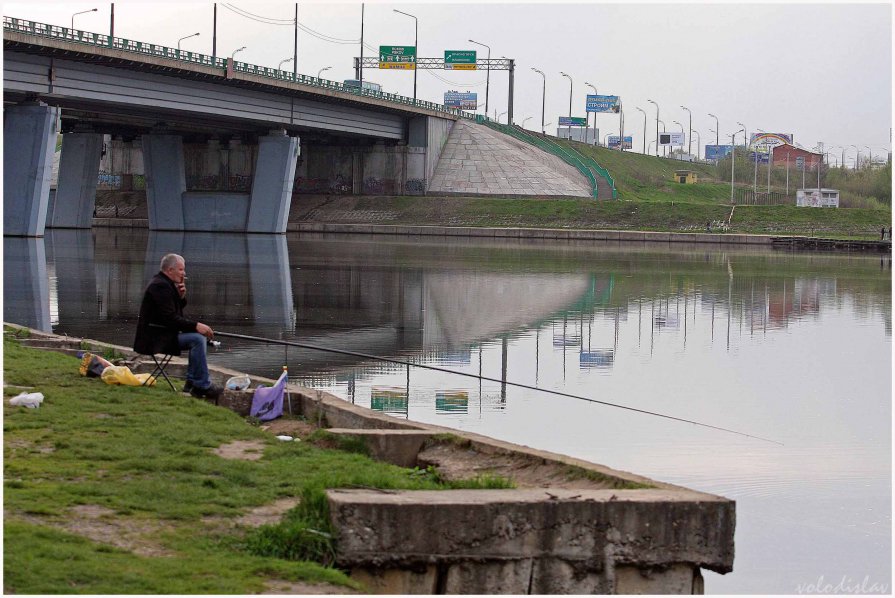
292 194 891 239
2 333 508 594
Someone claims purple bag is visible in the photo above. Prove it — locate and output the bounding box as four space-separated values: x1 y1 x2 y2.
250 370 288 422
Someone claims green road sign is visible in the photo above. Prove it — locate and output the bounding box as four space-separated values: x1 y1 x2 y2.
379 45 416 70
444 49 476 70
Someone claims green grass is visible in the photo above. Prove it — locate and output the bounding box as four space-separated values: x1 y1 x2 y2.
2 334 512 594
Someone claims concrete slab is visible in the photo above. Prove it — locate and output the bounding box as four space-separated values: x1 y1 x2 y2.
326 428 436 468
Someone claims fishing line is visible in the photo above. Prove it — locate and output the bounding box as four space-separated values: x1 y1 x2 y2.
214 330 783 445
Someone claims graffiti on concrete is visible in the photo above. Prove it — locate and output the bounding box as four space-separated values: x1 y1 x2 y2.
405 178 426 195
294 175 351 194
97 172 122 189
363 177 383 194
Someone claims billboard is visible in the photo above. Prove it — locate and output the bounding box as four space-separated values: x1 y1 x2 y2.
705 144 734 161
750 132 793 148
659 132 685 146
608 135 633 149
444 91 477 109
586 94 620 113
558 116 587 126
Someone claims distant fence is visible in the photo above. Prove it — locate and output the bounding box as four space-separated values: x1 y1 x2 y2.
733 188 791 206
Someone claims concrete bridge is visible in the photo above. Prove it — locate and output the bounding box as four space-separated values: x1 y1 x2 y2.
3 17 468 236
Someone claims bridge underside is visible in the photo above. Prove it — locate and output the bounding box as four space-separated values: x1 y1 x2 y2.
3 47 456 236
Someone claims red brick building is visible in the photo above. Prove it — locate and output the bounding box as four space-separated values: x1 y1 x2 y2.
771 143 822 168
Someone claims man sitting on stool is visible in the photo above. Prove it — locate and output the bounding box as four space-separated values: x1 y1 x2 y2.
134 253 222 399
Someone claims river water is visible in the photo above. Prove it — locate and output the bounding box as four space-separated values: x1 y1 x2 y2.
4 228 891 594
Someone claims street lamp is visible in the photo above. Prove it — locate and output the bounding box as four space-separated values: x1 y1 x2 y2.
560 71 573 139
498 110 507 124
673 120 684 132
731 129 744 203
636 107 647 155
231 46 246 63
647 99 659 157
469 39 491 115
317 66 332 79
865 145 874 167
531 67 546 135
849 144 859 170
692 129 701 161
522 116 532 129
71 8 97 30
833 146 844 170
708 113 719 147
737 122 747 147
177 32 200 52
278 57 294 71
585 82 597 144
680 105 692 157
394 9 418 104
658 119 667 157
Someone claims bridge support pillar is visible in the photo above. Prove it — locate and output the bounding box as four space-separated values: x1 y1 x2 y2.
142 134 186 230
47 132 103 228
3 101 60 237
247 129 299 233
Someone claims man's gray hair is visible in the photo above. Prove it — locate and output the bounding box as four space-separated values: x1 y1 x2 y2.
160 253 184 272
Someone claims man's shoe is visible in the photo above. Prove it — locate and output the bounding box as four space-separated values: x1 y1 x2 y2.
182 380 193 393
190 383 223 400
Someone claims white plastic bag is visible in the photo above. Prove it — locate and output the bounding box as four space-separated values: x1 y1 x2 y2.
226 374 251 391
10 392 44 408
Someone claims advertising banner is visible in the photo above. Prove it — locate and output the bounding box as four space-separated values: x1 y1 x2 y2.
659 132 685 146
750 132 793 148
559 116 587 126
608 136 633 149
444 91 477 109
749 151 770 164
444 50 476 70
705 144 734 161
586 95 620 113
379 45 416 69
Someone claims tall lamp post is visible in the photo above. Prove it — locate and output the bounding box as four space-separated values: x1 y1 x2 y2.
658 119 666 157
521 116 532 129
585 82 597 145
560 72 573 139
708 113 719 147
636 107 647 155
177 32 200 52
673 120 684 159
469 39 491 115
692 129 701 161
71 8 97 30
317 66 332 79
531 67 546 134
680 105 692 157
278 57 294 72
731 129 744 203
647 99 659 157
849 144 859 170
394 9 418 104
231 46 246 63
737 121 747 147
865 145 874 168
833 145 844 170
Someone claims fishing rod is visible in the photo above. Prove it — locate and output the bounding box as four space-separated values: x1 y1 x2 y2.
214 330 783 445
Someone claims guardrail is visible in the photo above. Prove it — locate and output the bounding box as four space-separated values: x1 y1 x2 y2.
3 16 476 121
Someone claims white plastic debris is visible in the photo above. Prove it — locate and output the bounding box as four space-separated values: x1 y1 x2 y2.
10 392 44 408
275 435 293 442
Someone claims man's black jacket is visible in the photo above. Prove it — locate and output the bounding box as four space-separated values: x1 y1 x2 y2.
133 271 198 356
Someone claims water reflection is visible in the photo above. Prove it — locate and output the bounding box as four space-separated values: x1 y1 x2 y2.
2 229 891 593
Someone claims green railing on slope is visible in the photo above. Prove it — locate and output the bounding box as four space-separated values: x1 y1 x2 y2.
480 118 619 200
561 140 618 200
3 17 477 122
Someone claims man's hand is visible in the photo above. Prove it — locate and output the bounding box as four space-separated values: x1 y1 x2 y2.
196 322 214 340
176 281 186 298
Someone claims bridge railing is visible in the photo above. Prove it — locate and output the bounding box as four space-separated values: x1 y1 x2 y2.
3 16 477 121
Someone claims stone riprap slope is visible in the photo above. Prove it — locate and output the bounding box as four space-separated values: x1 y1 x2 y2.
428 120 592 197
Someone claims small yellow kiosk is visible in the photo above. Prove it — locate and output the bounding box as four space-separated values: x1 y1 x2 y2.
674 170 698 184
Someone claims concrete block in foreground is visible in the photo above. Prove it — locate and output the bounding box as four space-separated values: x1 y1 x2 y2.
329 487 734 594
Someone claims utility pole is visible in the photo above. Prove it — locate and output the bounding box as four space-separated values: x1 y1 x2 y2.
293 3 298 80
359 4 364 85
731 129 743 204
212 3 217 59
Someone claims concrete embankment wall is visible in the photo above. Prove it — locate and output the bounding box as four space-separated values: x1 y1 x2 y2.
8 325 735 594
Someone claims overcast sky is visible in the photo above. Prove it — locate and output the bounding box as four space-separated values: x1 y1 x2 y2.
5 1 892 163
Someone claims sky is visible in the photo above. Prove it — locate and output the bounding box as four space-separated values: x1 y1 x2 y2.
4 1 893 164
